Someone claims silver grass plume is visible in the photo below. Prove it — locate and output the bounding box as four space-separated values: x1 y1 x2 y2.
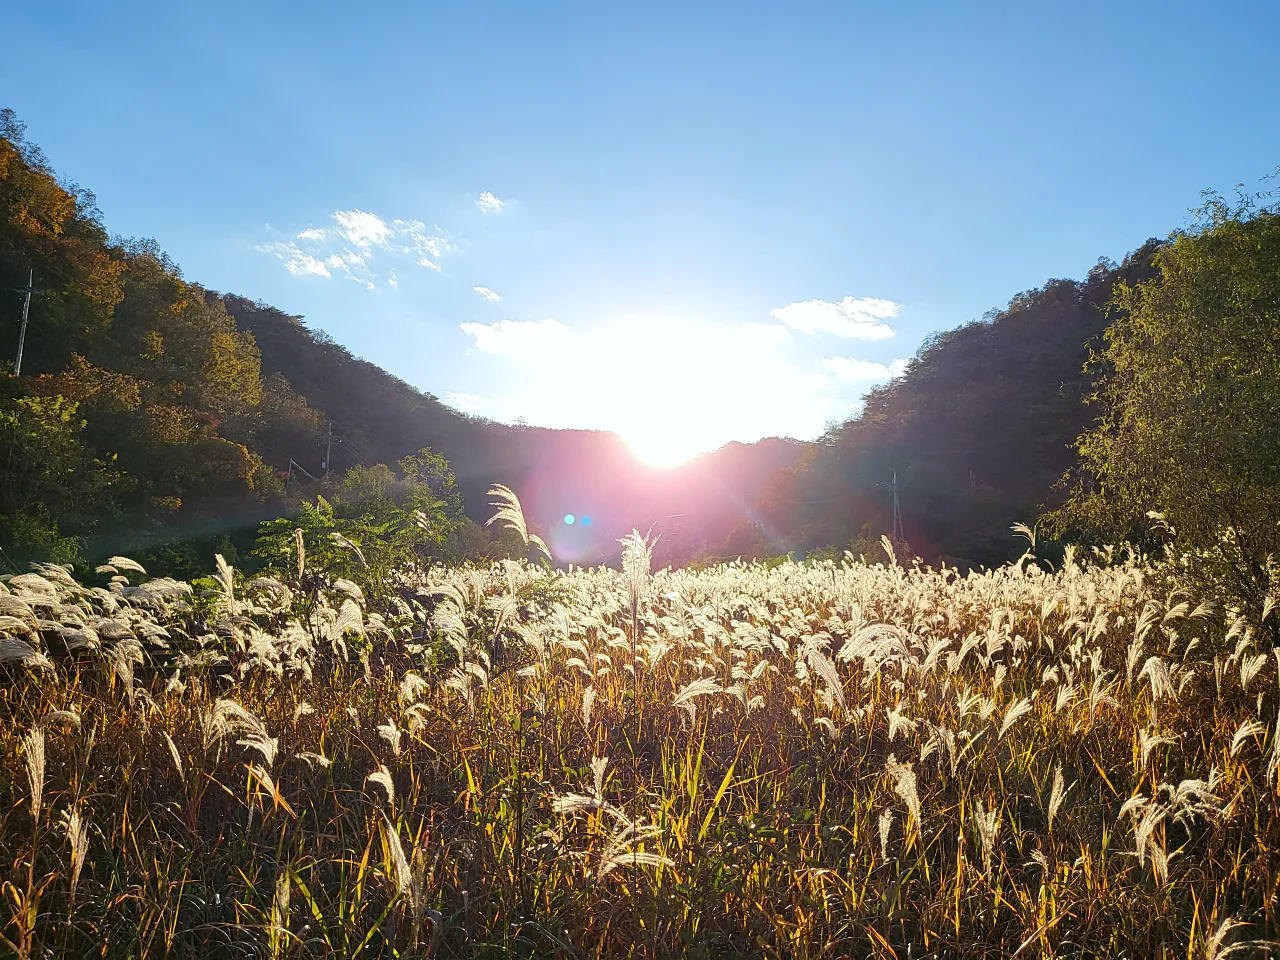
486 484 551 561
998 696 1033 740
329 532 368 568
972 799 1000 877
163 731 184 778
23 710 80 823
1048 765 1070 832
22 726 46 822
886 705 917 742
201 699 265 752
877 808 894 861
1230 720 1266 757
62 806 89 905
380 811 414 904
237 732 280 768
1203 917 1278 960
1240 652 1269 694
398 672 428 706
885 755 921 828
0 637 52 671
367 765 396 806
377 719 403 756
1140 729 1177 767
806 649 845 712
620 529 655 657
107 555 147 575
271 868 291 951
673 677 723 709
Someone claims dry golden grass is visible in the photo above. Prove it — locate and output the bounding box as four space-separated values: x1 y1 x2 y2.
2 535 1280 958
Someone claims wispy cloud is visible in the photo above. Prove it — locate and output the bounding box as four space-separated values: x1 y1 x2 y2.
770 296 898 339
476 191 505 214
258 241 332 278
260 209 451 285
443 391 492 416
821 355 910 383
472 286 501 302
459 318 570 357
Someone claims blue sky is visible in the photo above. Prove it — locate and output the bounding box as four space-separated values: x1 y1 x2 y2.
4 1 1279 462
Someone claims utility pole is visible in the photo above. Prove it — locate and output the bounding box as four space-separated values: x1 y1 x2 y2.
323 421 342 478
12 269 33 377
891 471 904 542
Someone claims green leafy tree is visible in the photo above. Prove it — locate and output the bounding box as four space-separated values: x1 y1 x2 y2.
253 448 468 600
0 391 122 564
1059 196 1280 612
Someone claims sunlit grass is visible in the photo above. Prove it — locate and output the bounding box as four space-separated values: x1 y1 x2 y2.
2 531 1279 957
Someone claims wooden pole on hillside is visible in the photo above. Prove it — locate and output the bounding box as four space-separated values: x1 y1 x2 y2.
12 268 33 377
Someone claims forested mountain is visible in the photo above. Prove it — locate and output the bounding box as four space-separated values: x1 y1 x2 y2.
0 110 797 570
757 244 1163 568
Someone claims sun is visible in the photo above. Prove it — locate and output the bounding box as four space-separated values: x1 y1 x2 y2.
621 424 709 467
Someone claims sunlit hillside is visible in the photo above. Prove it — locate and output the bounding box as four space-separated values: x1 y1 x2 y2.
3 491 1277 956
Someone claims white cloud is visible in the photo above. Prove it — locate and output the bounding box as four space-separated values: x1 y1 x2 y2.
395 219 447 263
820 355 910 383
262 211 451 284
476 191 505 214
258 241 331 278
333 209 392 248
770 296 899 339
473 286 501 302
460 318 570 357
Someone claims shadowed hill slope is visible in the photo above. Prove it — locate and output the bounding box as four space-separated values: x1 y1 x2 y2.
758 244 1163 567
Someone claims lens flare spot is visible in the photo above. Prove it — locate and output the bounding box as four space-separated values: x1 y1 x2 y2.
564 514 576 525
581 516 592 526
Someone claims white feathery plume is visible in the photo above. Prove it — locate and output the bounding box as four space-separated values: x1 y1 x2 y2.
998 697 1033 740
378 720 403 756
877 808 894 861
486 484 551 561
885 755 921 828
1048 765 1070 832
972 799 1000 877
1230 720 1266 757
366 765 396 806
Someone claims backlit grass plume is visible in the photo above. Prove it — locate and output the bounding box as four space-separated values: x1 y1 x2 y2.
486 483 551 561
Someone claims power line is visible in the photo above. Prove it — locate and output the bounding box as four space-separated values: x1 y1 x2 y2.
284 457 318 495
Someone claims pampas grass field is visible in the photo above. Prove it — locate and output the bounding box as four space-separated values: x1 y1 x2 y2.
2 494 1279 957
